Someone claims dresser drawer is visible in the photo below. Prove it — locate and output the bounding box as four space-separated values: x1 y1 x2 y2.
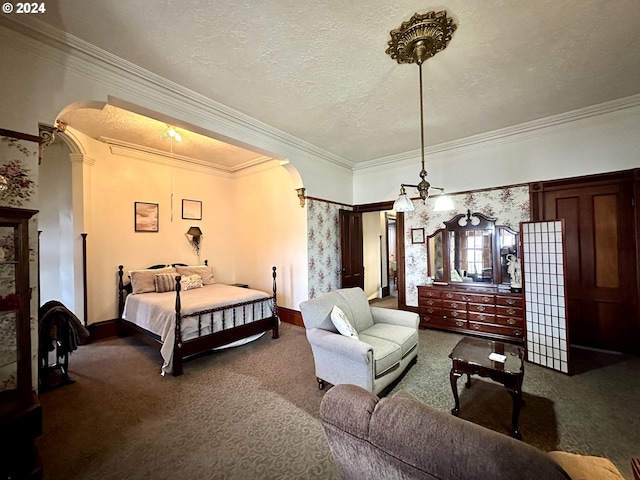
441 291 469 302
442 299 465 310
496 295 523 308
466 293 495 304
495 315 523 328
419 305 444 316
420 314 448 327
443 309 467 320
421 298 442 307
418 287 442 299
496 305 523 318
468 311 497 324
468 321 524 339
468 303 496 314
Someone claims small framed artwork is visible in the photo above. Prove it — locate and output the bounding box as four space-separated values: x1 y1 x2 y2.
411 228 425 244
182 199 202 220
135 202 159 232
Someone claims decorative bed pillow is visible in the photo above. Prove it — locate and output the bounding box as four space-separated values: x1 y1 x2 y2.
182 274 204 291
154 272 179 293
175 265 215 285
330 305 358 339
129 267 176 294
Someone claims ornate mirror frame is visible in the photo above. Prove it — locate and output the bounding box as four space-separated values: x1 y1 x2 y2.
426 210 519 287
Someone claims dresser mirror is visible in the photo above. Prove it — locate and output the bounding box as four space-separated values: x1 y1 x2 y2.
427 210 519 286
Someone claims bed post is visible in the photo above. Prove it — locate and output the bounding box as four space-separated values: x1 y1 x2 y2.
118 265 125 318
173 275 184 376
272 266 279 339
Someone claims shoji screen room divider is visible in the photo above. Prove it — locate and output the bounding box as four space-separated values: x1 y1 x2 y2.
521 220 570 374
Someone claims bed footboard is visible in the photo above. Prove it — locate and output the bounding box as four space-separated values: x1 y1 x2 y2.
172 266 279 376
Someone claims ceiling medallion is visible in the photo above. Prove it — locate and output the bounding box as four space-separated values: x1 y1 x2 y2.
386 10 456 65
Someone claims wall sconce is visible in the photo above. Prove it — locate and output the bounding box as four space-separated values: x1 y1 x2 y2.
186 226 203 260
296 188 306 207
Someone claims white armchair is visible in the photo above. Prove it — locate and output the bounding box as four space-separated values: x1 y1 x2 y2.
299 288 419 396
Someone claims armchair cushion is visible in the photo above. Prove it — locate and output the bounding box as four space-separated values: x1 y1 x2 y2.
360 323 418 358
356 335 402 377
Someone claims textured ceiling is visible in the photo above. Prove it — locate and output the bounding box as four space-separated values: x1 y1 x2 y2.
37 0 640 167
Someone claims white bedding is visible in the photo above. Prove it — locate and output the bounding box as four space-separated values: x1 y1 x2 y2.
122 283 274 375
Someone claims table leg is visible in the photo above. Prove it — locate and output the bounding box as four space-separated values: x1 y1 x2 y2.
465 373 472 388
508 389 523 440
450 370 462 416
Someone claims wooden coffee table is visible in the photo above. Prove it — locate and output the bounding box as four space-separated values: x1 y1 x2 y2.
449 336 525 439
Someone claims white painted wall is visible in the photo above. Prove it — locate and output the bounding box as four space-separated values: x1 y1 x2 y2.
362 211 382 299
39 140 75 309
232 161 308 310
353 100 640 204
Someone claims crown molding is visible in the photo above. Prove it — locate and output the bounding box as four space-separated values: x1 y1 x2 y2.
101 137 272 175
69 153 96 166
354 94 640 172
0 15 354 171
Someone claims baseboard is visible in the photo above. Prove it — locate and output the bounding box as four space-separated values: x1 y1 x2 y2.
86 319 118 342
278 307 304 327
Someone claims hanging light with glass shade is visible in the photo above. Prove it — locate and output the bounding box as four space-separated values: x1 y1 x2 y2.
386 10 456 213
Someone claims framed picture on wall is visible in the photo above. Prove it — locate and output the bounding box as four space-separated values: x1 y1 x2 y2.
135 202 159 232
182 199 202 220
411 228 425 244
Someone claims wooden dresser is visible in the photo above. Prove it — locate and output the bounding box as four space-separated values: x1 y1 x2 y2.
417 284 524 343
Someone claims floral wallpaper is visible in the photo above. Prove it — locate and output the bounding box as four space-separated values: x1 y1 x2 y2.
403 186 530 307
306 199 352 299
0 133 39 393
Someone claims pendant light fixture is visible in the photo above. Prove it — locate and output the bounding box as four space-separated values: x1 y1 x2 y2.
386 10 456 213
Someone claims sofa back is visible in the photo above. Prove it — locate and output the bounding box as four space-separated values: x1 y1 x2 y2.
320 384 571 480
299 288 374 333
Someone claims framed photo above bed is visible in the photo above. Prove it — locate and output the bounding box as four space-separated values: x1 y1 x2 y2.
182 199 202 220
135 202 159 232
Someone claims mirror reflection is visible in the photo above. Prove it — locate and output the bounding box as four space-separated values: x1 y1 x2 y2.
427 230 444 280
498 227 518 284
449 230 493 283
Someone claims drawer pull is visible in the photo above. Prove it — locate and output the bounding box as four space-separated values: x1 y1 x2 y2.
482 296 491 303
507 318 516 325
427 300 435 305
455 321 464 327
477 314 486 321
446 293 454 298
472 324 481 330
506 299 516 305
507 308 516 315
451 302 459 308
514 330 522 336
427 308 434 314
477 305 486 312
451 311 459 317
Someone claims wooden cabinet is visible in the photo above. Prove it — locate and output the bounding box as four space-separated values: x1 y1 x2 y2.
418 284 524 343
0 207 41 479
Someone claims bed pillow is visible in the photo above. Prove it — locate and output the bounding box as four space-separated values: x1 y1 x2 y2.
154 272 179 293
175 265 215 285
129 267 176 294
182 274 204 291
330 305 359 339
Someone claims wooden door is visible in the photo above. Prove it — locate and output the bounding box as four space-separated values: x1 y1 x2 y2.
339 209 364 289
532 174 638 352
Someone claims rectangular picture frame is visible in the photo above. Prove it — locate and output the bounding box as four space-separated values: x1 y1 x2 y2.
182 199 202 220
411 227 425 244
135 202 159 232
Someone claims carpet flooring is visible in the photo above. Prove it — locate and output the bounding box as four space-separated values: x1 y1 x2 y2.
36 323 639 479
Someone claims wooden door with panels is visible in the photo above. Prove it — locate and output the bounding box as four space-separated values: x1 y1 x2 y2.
531 172 639 353
339 209 364 289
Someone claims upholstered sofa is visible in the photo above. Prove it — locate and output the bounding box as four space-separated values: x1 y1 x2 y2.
320 384 625 480
299 288 419 395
